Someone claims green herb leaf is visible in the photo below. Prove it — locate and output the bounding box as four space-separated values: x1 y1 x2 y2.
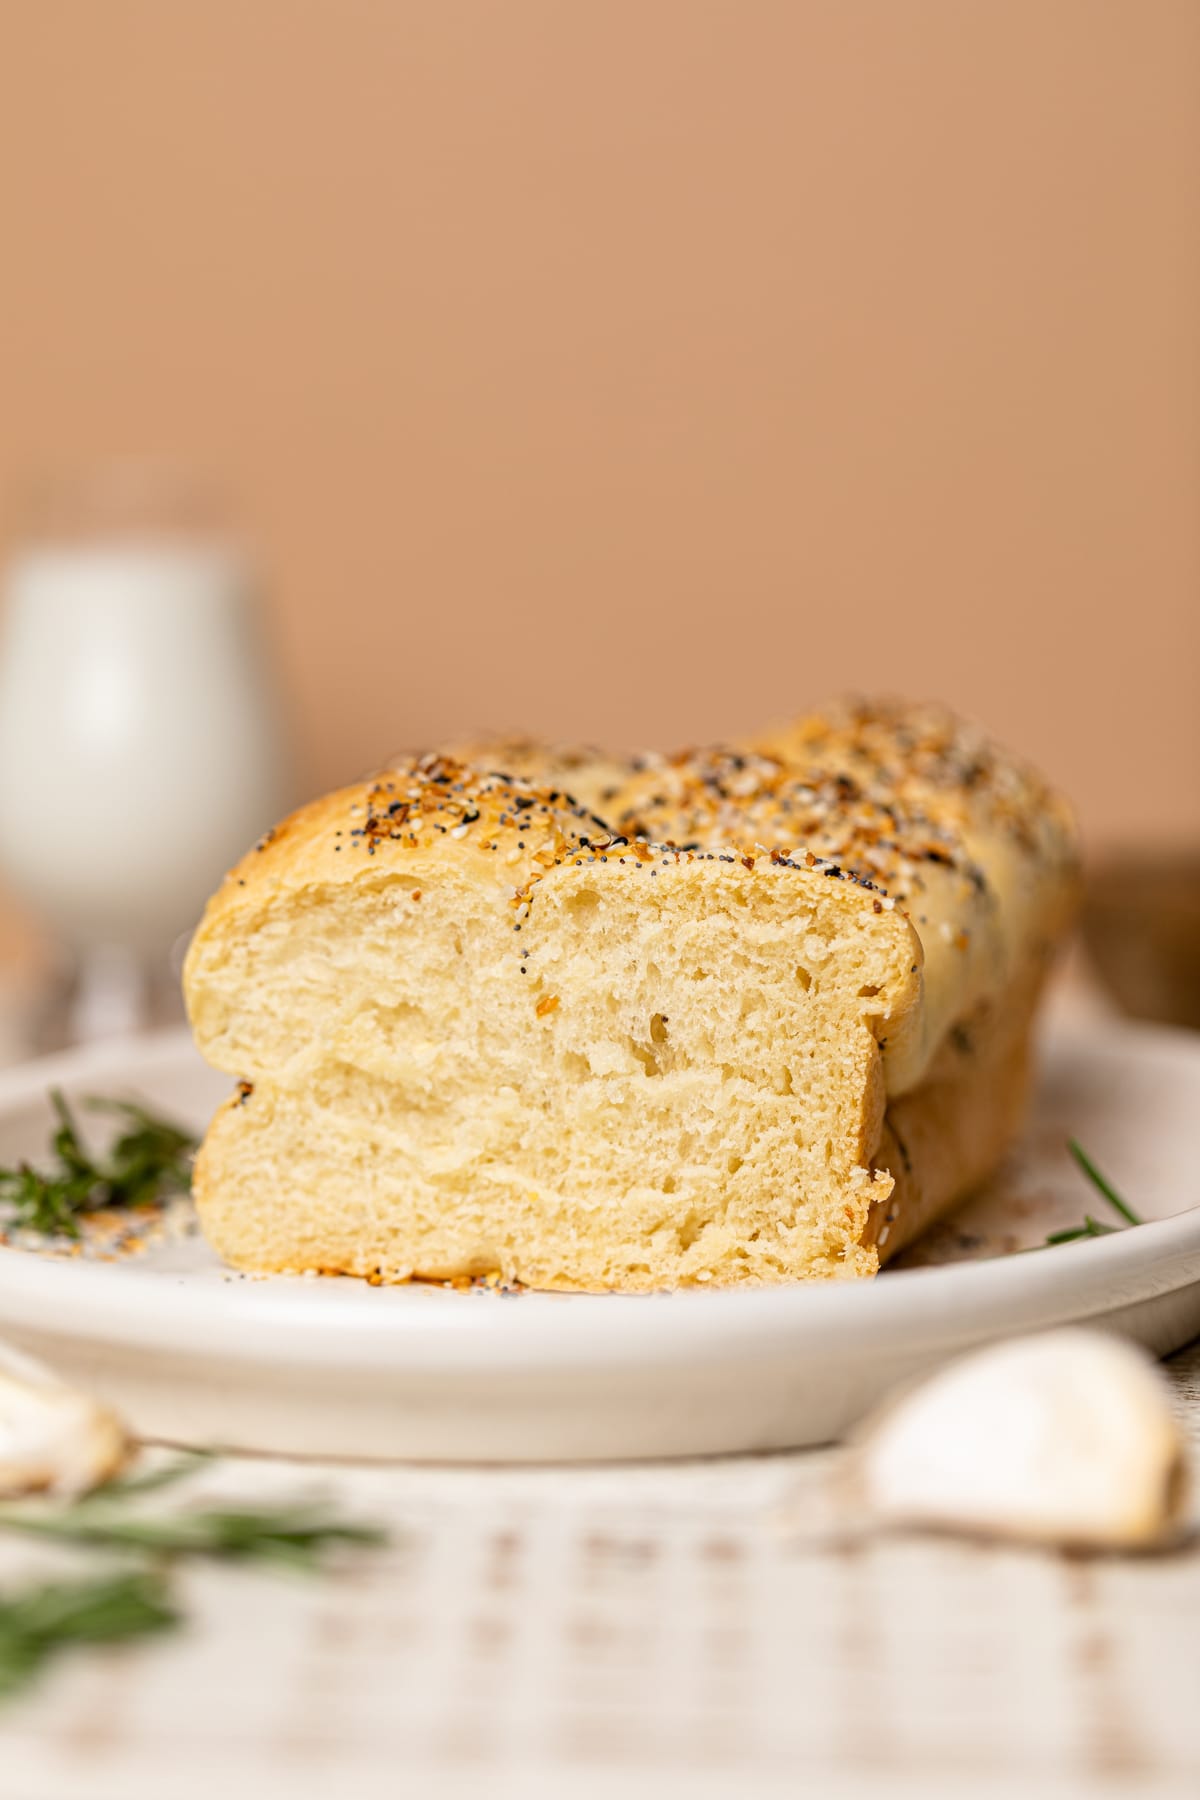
0 1458 388 1705
0 1569 180 1703
0 1090 196 1238
0 1454 387 1572
90 1451 216 1502
0 1499 388 1569
1067 1139 1143 1227
1040 1142 1144 1248
1045 1215 1116 1246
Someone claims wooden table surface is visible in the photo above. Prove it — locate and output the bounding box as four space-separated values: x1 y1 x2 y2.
2 1338 1198 1800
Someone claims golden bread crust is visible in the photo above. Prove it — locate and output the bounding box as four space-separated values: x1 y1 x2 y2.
184 700 1077 1291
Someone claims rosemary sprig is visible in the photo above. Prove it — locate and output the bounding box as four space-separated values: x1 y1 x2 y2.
1044 1216 1117 1246
89 1450 216 1501
1042 1142 1143 1248
0 1569 180 1701
0 1090 196 1238
0 1495 387 1569
1066 1139 1142 1227
0 1456 388 1703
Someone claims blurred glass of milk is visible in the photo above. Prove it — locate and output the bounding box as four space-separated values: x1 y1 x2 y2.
0 471 291 1042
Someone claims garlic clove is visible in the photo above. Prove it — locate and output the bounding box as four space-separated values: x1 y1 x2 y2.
856 1329 1189 1550
0 1350 130 1498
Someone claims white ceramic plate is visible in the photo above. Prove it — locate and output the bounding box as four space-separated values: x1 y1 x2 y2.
0 1022 1197 1462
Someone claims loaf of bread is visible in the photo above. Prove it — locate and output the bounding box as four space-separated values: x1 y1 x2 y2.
184 699 1077 1288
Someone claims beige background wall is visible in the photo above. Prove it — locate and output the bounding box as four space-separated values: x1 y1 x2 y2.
0 1 1197 853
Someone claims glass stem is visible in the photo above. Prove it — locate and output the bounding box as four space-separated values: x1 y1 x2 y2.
68 943 150 1042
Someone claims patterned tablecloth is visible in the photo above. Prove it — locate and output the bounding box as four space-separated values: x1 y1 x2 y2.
2 1338 1198 1800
